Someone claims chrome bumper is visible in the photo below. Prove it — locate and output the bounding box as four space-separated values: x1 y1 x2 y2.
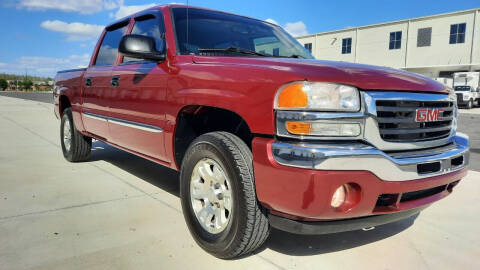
272 133 469 181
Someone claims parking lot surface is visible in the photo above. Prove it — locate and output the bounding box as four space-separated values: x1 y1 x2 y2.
0 95 479 270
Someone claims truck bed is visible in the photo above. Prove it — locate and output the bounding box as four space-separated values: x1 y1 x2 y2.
53 68 86 119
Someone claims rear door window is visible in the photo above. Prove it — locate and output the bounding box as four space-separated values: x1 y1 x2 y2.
95 25 127 66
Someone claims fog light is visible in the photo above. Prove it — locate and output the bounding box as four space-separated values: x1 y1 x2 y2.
331 185 347 208
331 183 362 211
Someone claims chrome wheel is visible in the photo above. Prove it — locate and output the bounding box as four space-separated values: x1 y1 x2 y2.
63 118 72 152
190 158 232 234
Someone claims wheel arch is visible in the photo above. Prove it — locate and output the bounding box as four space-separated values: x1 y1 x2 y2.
173 105 254 169
59 94 72 117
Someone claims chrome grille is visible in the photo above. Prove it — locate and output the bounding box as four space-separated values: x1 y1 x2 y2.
376 100 454 142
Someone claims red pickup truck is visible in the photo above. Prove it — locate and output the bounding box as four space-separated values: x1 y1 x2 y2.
54 5 470 258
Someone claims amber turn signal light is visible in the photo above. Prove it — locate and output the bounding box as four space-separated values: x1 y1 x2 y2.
277 83 308 108
286 121 311 135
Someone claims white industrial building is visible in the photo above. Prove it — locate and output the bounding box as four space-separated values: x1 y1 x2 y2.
296 8 480 80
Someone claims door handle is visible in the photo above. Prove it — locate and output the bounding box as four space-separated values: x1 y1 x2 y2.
85 78 92 87
110 76 120 88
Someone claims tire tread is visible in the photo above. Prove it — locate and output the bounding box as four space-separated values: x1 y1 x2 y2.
181 131 269 259
62 108 91 162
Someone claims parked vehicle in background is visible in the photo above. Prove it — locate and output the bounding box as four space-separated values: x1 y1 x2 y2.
454 72 480 109
53 5 470 259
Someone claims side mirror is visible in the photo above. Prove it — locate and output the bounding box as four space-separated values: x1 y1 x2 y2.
119 34 165 61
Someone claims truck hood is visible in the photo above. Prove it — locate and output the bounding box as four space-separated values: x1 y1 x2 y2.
193 56 448 93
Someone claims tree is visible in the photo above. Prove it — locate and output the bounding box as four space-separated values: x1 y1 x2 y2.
0 79 7 91
22 80 33 90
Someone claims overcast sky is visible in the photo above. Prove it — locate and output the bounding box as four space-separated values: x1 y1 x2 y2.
0 0 479 77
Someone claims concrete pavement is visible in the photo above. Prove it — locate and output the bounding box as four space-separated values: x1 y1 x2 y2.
0 95 479 270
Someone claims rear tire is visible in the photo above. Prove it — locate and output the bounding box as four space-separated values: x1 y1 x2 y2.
180 132 269 259
60 108 92 162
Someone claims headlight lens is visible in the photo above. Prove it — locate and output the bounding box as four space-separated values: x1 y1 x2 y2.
275 82 360 112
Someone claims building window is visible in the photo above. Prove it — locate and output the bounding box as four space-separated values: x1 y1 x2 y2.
417 27 432 47
389 31 402 50
273 48 280 56
450 23 466 44
342 38 352 54
304 43 312 53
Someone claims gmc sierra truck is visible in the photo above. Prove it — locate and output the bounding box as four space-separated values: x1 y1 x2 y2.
54 5 470 259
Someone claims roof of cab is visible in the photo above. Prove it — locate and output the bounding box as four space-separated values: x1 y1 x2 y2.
105 4 277 30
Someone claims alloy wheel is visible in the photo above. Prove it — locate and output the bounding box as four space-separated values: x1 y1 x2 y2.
190 158 233 234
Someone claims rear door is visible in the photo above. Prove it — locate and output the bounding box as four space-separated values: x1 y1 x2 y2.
109 12 169 161
82 22 129 140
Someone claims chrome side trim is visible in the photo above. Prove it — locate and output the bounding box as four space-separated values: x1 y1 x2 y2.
83 112 108 122
82 112 163 133
108 117 163 133
271 133 469 181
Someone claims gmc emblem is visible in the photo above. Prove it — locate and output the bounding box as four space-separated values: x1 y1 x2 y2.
415 108 445 122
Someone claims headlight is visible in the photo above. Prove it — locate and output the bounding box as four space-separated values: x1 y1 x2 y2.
274 82 360 112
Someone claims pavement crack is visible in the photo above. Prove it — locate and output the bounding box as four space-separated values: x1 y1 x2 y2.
0 193 148 222
418 218 479 248
1 115 59 147
256 254 287 270
406 238 431 270
2 111 181 214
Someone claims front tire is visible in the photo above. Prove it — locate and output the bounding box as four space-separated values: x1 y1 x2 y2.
60 108 92 162
467 99 473 109
180 132 269 259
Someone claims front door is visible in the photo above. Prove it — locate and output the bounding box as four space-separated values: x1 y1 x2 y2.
82 66 111 139
82 23 129 140
108 12 169 161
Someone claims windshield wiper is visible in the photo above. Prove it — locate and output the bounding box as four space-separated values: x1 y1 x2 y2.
285 54 306 59
198 46 268 57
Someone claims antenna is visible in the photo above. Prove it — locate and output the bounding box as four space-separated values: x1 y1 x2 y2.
186 0 189 53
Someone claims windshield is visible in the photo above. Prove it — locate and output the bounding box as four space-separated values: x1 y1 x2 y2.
454 86 471 91
171 8 314 59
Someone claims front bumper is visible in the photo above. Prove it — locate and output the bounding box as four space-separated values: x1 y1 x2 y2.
269 206 427 235
272 133 469 181
252 136 468 222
